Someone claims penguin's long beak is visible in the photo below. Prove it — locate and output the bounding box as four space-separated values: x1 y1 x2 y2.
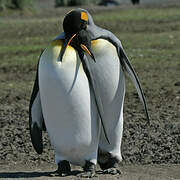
80 44 96 62
67 34 96 62
67 34 77 46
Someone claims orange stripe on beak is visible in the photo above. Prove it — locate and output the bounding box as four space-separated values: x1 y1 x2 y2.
81 44 96 62
67 34 77 46
80 44 92 56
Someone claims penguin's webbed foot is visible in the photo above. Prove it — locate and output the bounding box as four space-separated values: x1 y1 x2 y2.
99 155 122 175
77 171 96 178
77 161 96 178
103 167 121 175
56 160 71 176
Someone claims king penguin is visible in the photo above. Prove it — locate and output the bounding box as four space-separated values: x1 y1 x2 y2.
29 8 149 177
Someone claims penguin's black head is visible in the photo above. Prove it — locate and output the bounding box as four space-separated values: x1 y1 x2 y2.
63 10 88 37
63 9 95 61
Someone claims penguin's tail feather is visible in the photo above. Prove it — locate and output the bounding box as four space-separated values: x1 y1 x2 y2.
120 47 150 124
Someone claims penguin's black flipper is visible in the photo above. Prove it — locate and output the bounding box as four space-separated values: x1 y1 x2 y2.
79 52 110 144
118 47 150 124
29 52 45 154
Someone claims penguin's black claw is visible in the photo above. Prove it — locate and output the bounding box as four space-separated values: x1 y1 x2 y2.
103 167 122 175
77 171 96 178
99 160 122 175
77 161 96 178
98 153 122 175
56 160 71 176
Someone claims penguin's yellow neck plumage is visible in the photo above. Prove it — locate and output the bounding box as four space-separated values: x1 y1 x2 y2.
49 39 77 63
47 39 114 64
91 39 115 55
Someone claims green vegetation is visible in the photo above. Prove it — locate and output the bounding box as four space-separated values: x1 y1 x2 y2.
55 0 98 7
1 7 179 72
0 0 34 10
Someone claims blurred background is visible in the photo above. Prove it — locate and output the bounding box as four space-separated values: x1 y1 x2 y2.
0 0 180 178
0 0 178 10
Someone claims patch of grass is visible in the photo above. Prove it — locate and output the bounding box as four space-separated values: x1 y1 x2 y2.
94 7 180 22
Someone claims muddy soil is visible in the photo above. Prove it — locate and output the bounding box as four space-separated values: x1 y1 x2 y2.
0 163 180 179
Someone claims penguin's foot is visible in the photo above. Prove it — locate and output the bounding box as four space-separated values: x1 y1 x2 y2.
56 160 71 176
77 171 95 178
98 156 122 175
77 161 96 178
98 155 119 170
103 167 121 175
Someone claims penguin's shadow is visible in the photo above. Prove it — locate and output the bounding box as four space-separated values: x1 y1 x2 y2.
0 171 52 179
0 170 82 178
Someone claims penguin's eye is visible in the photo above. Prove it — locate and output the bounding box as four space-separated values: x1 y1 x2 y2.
80 21 87 30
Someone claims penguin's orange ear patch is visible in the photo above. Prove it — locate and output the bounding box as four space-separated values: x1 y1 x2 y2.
81 12 88 23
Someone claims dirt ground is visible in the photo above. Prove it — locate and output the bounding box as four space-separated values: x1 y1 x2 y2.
0 163 180 180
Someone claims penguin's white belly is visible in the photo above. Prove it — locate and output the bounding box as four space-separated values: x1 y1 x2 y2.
89 39 125 122
39 42 99 165
88 39 125 157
